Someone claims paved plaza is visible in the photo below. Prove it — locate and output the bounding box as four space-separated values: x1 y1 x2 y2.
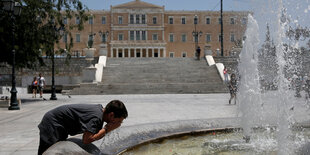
0 93 309 155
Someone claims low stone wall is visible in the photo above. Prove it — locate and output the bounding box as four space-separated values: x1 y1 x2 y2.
214 56 239 74
0 58 93 87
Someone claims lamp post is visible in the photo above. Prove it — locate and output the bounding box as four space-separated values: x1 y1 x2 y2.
192 15 202 60
2 0 22 110
220 0 224 56
50 26 64 100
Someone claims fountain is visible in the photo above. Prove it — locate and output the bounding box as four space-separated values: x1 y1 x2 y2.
117 1 310 154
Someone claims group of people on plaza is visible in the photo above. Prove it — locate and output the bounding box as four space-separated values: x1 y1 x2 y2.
31 73 45 98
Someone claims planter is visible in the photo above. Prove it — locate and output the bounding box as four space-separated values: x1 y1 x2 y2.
83 48 96 58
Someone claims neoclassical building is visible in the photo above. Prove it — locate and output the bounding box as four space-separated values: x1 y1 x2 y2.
61 0 249 58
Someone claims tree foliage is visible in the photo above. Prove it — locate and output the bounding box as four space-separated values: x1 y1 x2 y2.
258 24 279 90
0 0 89 68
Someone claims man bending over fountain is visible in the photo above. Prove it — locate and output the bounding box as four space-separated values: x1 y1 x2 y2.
37 100 128 155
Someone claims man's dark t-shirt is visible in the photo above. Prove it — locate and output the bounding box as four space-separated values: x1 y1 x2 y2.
38 104 104 143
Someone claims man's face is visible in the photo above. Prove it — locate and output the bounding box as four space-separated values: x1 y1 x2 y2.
107 112 124 125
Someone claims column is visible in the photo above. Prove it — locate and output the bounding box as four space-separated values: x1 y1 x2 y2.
152 48 154 58
140 48 143 57
128 48 131 58
122 48 125 58
116 48 119 58
163 48 166 58
158 48 161 57
134 48 137 58
111 48 114 57
146 48 149 57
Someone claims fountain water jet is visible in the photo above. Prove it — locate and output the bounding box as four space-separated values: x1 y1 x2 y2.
237 14 263 143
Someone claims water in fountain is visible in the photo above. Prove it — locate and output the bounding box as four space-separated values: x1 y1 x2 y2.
238 0 310 154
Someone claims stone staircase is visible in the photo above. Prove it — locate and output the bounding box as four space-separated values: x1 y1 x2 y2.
70 58 228 94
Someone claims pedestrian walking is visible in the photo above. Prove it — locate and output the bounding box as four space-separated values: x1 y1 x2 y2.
229 73 238 104
31 76 38 98
223 66 229 83
38 73 45 98
196 46 201 60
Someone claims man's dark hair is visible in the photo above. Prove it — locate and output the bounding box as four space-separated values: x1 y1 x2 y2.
105 100 128 118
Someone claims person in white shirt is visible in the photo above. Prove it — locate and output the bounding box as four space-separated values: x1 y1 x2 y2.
38 73 46 98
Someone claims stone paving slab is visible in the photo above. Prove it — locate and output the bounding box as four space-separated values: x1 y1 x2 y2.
0 93 309 155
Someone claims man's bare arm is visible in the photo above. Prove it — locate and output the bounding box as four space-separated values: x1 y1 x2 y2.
82 122 121 144
82 127 108 144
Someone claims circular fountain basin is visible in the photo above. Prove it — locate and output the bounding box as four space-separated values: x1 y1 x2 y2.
121 127 310 155
43 118 310 155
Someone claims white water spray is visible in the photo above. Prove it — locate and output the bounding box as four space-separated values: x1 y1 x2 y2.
238 14 263 142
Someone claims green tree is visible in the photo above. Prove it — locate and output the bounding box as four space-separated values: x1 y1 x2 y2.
0 0 89 68
258 24 279 90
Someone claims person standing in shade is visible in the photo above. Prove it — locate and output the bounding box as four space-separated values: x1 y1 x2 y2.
196 46 201 60
31 76 38 98
37 100 128 155
223 66 229 84
228 73 238 104
38 73 45 98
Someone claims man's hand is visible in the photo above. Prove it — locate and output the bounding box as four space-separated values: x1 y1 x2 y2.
104 121 121 133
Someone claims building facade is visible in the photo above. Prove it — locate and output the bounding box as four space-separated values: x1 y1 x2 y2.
61 0 249 58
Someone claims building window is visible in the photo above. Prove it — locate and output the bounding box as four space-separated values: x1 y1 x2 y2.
118 34 123 41
218 18 222 24
182 52 187 57
169 52 174 58
118 16 123 24
206 17 211 24
142 31 146 40
230 17 235 24
206 34 211 43
153 17 157 24
194 16 198 24
181 34 187 42
230 33 235 42
75 17 80 24
89 16 93 24
169 16 173 24
101 34 106 43
136 31 140 40
181 17 186 24
63 16 67 24
102 16 106 24
169 34 174 42
130 31 134 40
142 14 146 24
152 34 158 40
194 35 199 43
63 33 67 43
242 17 247 25
76 34 80 42
136 14 140 24
130 14 134 24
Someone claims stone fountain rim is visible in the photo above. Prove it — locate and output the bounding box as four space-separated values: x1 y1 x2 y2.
117 127 237 155
104 117 310 155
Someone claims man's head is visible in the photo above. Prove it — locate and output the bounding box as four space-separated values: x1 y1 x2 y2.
39 73 42 77
231 73 236 79
104 100 128 124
